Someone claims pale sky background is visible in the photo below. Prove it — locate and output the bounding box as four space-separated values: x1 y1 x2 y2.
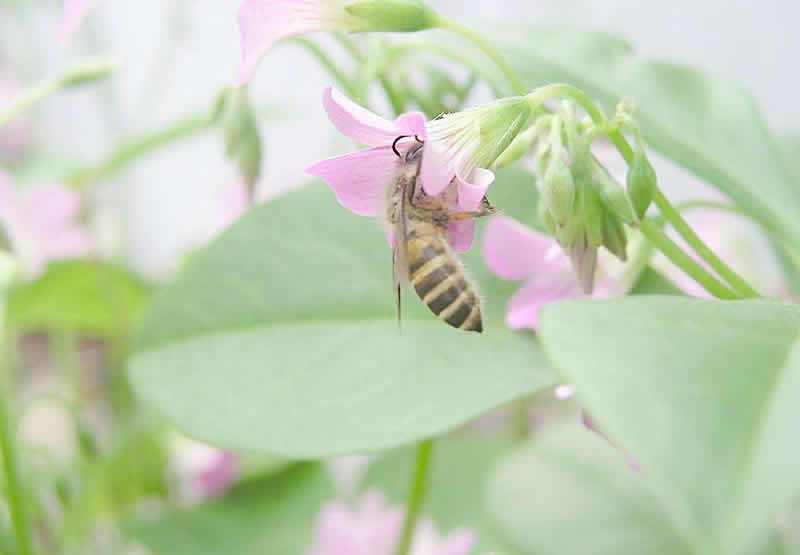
1 0 797 276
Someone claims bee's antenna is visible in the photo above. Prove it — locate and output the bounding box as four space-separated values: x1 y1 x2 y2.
392 135 411 158
414 135 424 144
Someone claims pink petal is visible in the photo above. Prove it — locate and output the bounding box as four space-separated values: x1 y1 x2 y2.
57 0 94 42
456 167 494 212
483 215 568 281
17 186 82 236
39 228 92 259
419 138 457 197
322 87 427 147
235 0 351 86
506 274 584 329
0 170 14 224
447 220 475 254
307 146 397 217
438 529 477 555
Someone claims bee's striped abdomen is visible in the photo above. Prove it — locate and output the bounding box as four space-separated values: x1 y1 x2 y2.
406 223 483 333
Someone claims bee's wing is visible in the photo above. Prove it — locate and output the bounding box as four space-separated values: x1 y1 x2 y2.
392 176 411 330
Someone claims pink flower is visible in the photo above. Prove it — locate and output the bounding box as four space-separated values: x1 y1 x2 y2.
57 0 96 42
309 489 475 555
211 180 251 237
0 75 32 164
652 208 790 299
0 171 92 279
306 87 497 253
172 437 240 505
483 215 627 329
234 0 439 86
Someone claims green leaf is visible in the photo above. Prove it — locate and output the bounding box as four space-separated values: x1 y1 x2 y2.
629 266 684 296
7 260 150 335
538 296 800 554
489 423 693 555
364 434 520 553
495 28 800 246
129 182 555 458
131 463 332 555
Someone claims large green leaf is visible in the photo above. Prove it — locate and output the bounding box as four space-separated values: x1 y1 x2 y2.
495 29 800 246
129 175 555 458
7 260 150 335
490 424 692 555
364 435 520 553
538 296 800 554
131 463 332 555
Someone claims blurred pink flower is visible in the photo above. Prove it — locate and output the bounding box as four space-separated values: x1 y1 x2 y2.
0 170 92 279
483 215 627 329
211 180 250 237
306 86 495 253
236 0 355 86
57 0 96 42
652 208 791 299
309 489 475 555
0 75 32 164
172 437 240 505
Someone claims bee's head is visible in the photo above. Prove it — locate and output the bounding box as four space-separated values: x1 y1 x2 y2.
392 135 425 162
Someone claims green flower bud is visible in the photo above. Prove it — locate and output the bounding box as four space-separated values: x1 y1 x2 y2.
581 183 605 248
542 154 575 227
627 151 657 219
537 201 556 235
345 0 439 32
592 161 637 224
602 211 628 261
221 87 263 187
493 129 535 170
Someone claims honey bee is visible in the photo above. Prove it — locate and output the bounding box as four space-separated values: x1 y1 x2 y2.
387 136 494 333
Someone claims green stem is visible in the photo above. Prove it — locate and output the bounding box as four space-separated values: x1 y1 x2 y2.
0 75 61 129
437 18 526 95
394 439 435 555
0 267 33 555
0 56 116 129
639 220 739 299
387 41 508 98
64 111 215 189
293 38 358 98
652 189 760 298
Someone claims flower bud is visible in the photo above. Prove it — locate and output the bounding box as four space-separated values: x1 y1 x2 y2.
221 87 262 187
537 201 556 235
542 154 575 227
626 151 657 219
493 129 534 170
602 211 628 261
344 0 439 32
581 183 605 248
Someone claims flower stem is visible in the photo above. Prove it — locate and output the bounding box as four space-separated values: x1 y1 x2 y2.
0 56 117 129
0 261 32 555
293 38 358 98
639 219 739 299
394 439 435 555
437 18 526 96
651 188 760 298
63 110 216 189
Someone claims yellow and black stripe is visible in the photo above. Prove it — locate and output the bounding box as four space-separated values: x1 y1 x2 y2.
406 222 483 332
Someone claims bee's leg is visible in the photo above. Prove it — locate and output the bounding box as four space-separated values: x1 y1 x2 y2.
448 206 497 221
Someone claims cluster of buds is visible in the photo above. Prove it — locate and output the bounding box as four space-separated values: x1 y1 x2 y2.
511 100 657 292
